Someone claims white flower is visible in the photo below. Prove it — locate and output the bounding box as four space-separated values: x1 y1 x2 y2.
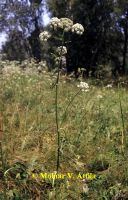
49 17 73 32
82 89 89 92
59 18 73 32
97 94 103 99
56 46 67 56
77 81 89 89
54 56 66 65
72 23 84 35
55 57 61 65
77 81 89 92
49 17 84 34
37 66 42 73
2 66 21 76
83 183 89 194
39 31 51 42
49 17 61 30
106 84 112 88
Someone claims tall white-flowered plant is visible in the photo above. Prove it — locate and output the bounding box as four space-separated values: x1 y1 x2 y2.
39 17 85 173
39 17 85 43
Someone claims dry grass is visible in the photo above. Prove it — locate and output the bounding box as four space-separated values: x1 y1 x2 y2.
0 67 128 199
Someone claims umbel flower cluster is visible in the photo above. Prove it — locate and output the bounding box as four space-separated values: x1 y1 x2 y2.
77 81 89 92
50 17 73 32
49 17 61 30
72 23 84 35
39 17 84 42
49 17 84 35
56 46 67 56
39 31 51 42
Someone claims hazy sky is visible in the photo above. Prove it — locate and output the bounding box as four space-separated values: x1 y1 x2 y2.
43 7 50 26
0 33 7 49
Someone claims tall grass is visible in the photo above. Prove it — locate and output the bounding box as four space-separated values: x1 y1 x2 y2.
0 70 128 199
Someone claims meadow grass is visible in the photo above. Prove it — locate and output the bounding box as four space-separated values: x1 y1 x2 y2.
0 69 128 199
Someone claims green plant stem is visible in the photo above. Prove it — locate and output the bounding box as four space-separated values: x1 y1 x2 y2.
118 84 125 152
55 64 60 172
119 93 125 152
55 83 60 173
0 142 7 199
60 89 81 127
55 31 65 173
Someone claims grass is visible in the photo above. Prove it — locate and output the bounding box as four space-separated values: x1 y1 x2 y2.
0 67 128 199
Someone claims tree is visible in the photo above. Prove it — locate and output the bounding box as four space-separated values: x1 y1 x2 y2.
0 0 44 61
2 30 31 61
46 0 128 77
115 0 128 74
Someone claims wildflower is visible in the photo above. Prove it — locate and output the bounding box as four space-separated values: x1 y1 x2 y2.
82 179 89 194
37 66 42 73
72 23 84 35
56 46 67 56
55 57 61 65
77 82 89 92
49 17 61 30
83 183 89 194
2 66 21 76
82 89 89 92
106 84 112 88
39 31 51 42
77 81 89 89
59 18 73 32
97 94 103 99
80 68 86 72
54 56 66 67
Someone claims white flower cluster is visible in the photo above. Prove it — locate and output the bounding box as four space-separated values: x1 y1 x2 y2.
2 66 21 76
39 31 51 42
49 17 84 35
72 23 84 35
56 46 67 56
97 94 103 99
54 56 66 66
59 18 73 32
49 17 73 32
49 17 61 30
55 56 62 65
77 81 89 92
106 84 112 88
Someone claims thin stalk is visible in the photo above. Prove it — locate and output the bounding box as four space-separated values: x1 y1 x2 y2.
119 94 125 152
55 81 60 172
118 84 125 152
0 114 7 199
60 89 81 127
55 31 65 173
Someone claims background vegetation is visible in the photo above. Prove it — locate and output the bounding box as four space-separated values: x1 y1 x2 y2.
0 67 128 199
0 0 128 199
0 0 128 77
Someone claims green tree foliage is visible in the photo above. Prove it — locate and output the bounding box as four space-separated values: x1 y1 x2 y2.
2 30 31 61
46 0 73 18
46 0 128 77
0 0 44 61
115 0 128 74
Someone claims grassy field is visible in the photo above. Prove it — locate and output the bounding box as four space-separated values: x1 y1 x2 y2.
0 67 128 199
